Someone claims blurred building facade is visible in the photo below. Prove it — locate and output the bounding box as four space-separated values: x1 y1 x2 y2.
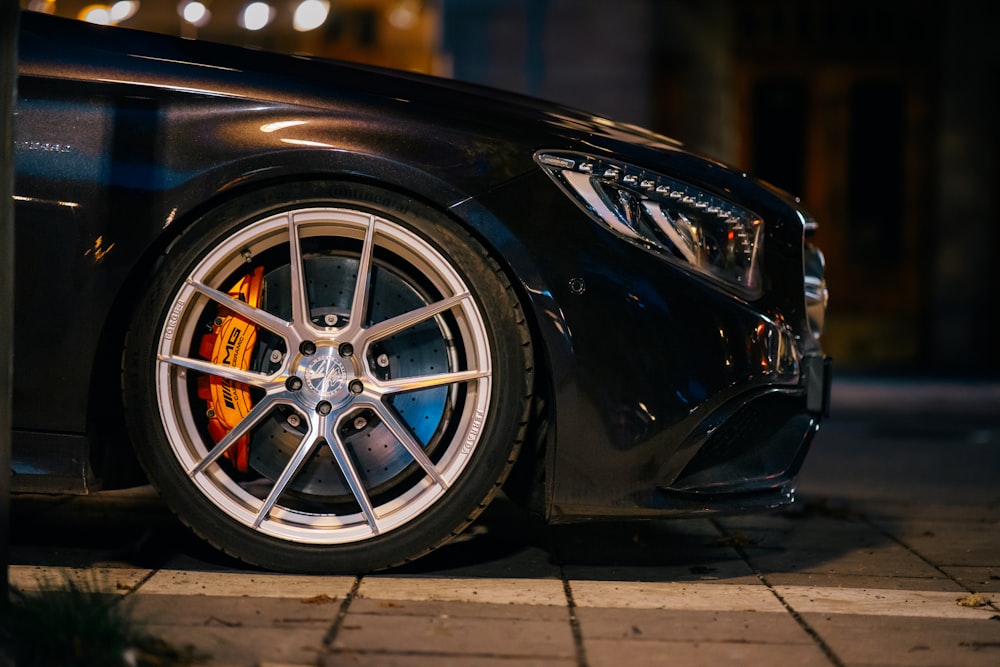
25 0 1000 376
442 0 1000 378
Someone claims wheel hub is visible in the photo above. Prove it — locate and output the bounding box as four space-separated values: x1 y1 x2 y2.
297 344 353 407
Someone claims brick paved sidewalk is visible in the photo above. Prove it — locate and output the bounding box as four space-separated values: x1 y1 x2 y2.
7 385 1000 666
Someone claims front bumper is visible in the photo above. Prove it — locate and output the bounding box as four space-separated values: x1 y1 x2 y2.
663 354 831 496
548 360 831 522
465 169 831 521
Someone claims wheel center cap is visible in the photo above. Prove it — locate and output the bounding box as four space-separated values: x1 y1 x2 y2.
302 351 348 399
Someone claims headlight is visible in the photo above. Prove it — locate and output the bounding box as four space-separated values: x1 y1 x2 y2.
535 151 763 295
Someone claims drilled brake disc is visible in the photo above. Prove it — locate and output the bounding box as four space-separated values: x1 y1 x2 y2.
247 253 453 498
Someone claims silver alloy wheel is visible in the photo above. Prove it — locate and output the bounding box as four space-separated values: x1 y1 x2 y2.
154 206 493 544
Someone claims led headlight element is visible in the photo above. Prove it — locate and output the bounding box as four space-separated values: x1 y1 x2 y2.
536 151 764 295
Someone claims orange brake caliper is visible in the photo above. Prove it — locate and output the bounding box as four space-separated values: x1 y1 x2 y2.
196 266 265 473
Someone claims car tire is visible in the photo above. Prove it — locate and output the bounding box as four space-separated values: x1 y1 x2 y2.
123 181 533 573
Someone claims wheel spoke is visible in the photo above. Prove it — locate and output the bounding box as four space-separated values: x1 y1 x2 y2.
372 368 490 397
325 417 380 534
253 423 322 529
370 401 447 489
191 394 289 476
364 292 470 343
287 212 312 329
158 353 281 389
187 279 290 335
348 215 376 332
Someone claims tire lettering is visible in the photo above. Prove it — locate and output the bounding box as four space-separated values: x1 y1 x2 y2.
462 410 485 454
163 299 185 341
344 187 412 216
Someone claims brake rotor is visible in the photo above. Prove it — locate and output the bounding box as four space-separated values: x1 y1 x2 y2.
248 253 452 499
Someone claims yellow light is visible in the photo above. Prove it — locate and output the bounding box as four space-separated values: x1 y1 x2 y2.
241 2 274 31
179 1 210 27
110 0 139 23
78 4 112 25
27 1 57 14
293 0 330 32
388 0 420 30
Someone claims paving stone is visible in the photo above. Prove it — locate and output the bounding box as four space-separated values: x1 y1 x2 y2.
144 623 327 667
320 652 576 666
131 593 342 628
550 518 726 569
941 566 1000 594
350 597 570 621
747 542 944 579
765 572 963 592
328 612 575 659
139 569 356 598
358 576 566 606
568 580 784 612
868 518 1000 567
863 504 1000 524
389 544 561 580
777 586 999 620
383 498 559 580
583 637 831 667
716 512 870 535
8 564 151 594
733 524 888 553
801 613 1000 666
575 607 813 644
562 558 758 585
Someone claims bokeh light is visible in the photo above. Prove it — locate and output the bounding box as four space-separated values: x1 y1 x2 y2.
293 0 330 32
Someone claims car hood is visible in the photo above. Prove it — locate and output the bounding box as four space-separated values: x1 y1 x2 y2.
23 11 768 203
347 62 687 152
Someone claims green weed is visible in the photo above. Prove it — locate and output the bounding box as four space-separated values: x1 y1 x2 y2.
1 574 206 667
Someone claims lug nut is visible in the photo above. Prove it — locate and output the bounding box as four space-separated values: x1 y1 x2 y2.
348 379 364 395
286 376 303 391
317 401 332 416
299 341 316 356
339 342 354 357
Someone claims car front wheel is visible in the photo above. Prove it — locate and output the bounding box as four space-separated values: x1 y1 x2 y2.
124 182 533 573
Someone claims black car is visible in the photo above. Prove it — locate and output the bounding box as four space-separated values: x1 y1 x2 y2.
11 11 830 573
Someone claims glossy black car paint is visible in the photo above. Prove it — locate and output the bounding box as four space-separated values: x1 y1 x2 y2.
12 12 827 520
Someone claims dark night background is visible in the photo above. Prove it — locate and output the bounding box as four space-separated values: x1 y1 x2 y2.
442 0 1000 379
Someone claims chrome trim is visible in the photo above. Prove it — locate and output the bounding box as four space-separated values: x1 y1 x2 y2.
804 243 828 341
